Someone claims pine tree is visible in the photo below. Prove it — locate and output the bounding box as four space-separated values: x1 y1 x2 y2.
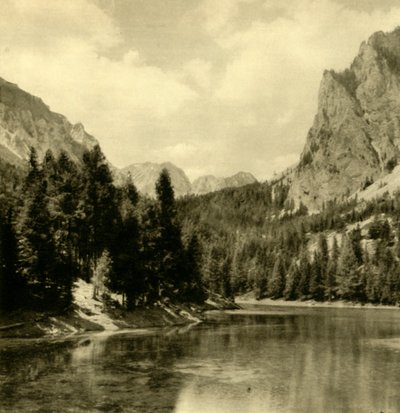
336 234 361 300
109 175 143 310
296 248 311 299
181 234 206 303
17 177 60 309
140 201 161 302
78 145 119 280
309 251 324 300
284 259 300 300
325 237 338 300
268 254 285 298
93 250 112 300
155 169 185 296
0 209 23 311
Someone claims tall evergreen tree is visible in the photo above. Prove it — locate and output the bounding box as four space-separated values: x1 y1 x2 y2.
296 248 311 299
284 259 300 300
268 253 286 298
155 169 185 296
78 145 118 280
109 175 143 309
325 237 339 300
0 209 23 311
181 234 206 303
336 234 361 300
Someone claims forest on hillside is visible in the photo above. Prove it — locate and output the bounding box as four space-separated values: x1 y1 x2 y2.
0 146 205 314
3 145 400 315
178 182 400 306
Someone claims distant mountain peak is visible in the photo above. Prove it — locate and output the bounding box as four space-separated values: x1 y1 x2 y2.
120 162 257 197
192 171 257 195
121 161 192 197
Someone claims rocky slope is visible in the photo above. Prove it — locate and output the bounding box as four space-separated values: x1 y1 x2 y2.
0 77 98 166
121 161 192 197
192 171 257 195
290 28 400 210
122 162 257 197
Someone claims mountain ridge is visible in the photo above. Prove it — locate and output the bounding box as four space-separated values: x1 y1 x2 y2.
121 161 257 197
0 77 99 165
289 27 400 210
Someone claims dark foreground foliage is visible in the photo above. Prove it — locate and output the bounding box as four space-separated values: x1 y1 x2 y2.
0 147 205 314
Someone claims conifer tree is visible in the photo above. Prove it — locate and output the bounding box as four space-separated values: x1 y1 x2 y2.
17 176 60 308
325 237 338 300
336 234 361 300
181 234 206 303
140 201 162 301
284 259 300 300
268 253 285 298
296 248 311 298
109 175 143 309
93 250 112 300
78 145 118 280
0 209 22 311
155 169 184 296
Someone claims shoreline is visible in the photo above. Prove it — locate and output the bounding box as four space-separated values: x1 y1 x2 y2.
235 296 400 310
0 288 238 340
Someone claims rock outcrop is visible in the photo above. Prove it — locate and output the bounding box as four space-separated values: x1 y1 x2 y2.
121 161 192 197
192 171 257 195
0 77 98 166
290 28 400 209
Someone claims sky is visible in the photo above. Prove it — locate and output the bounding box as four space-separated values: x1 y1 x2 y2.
1 0 400 181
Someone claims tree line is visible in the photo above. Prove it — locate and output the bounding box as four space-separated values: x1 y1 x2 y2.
0 146 205 313
178 180 400 306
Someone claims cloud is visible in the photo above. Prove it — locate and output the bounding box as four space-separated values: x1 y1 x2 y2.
1 0 400 182
198 0 258 36
0 0 196 165
183 58 212 90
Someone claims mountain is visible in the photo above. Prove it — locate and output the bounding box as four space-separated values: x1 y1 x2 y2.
290 28 400 210
121 162 192 197
0 77 98 166
192 172 257 195
121 162 257 197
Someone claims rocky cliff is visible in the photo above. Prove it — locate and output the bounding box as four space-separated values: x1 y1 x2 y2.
290 28 400 210
0 77 98 166
122 162 257 197
121 162 192 197
192 171 257 195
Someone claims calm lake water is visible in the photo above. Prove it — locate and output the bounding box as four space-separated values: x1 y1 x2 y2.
2 305 400 413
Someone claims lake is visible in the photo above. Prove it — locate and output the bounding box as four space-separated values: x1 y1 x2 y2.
2 305 400 412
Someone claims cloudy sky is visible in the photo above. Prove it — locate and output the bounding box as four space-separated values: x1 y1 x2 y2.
1 0 400 180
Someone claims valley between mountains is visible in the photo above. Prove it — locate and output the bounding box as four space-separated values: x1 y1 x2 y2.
3 28 400 337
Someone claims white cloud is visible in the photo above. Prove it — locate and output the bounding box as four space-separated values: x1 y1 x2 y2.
1 0 400 181
216 1 400 104
198 0 258 36
0 0 196 166
183 58 212 90
269 153 299 175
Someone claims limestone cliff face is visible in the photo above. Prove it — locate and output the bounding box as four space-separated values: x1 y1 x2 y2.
122 163 257 197
121 162 192 198
192 171 257 195
290 28 400 209
0 77 98 166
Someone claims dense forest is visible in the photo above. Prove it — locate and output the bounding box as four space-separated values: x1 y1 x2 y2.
177 181 400 305
0 146 205 313
3 145 400 315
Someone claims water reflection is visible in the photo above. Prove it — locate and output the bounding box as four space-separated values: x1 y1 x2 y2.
1 307 400 412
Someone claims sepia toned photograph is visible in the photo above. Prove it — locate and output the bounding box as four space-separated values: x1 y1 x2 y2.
2 0 400 412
